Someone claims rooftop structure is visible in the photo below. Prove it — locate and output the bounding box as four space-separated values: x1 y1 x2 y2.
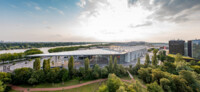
29 46 147 65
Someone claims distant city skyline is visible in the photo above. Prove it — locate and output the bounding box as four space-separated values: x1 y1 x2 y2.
0 0 200 42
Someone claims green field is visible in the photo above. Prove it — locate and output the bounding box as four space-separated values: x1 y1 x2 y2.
8 90 20 92
36 82 104 92
19 79 90 88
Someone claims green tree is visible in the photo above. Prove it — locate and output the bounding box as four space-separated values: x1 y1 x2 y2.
47 68 60 84
12 68 33 84
179 70 200 91
147 82 164 92
92 64 101 79
68 56 74 78
101 67 108 78
0 81 4 92
116 86 127 92
160 62 177 74
171 75 193 92
98 85 108 92
133 58 141 75
114 57 118 74
33 58 41 70
174 53 183 65
24 49 43 55
43 60 50 73
109 56 113 73
28 70 45 85
160 78 171 92
138 68 152 83
107 74 124 92
58 68 68 84
159 51 166 63
84 58 90 72
0 72 12 83
152 49 158 66
176 60 193 72
144 53 150 67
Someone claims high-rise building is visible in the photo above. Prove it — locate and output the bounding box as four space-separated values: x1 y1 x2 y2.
188 40 200 59
169 40 185 55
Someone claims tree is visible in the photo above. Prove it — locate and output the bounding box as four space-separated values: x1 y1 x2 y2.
98 85 108 92
176 60 193 72
0 72 12 83
116 86 127 92
159 51 166 63
160 78 171 92
101 67 108 78
152 49 158 66
0 81 4 92
107 74 124 92
33 58 41 70
151 69 170 85
114 57 119 74
160 62 177 74
152 55 158 66
138 68 152 83
174 53 183 65
58 68 68 84
171 75 193 92
147 82 164 92
68 56 74 78
43 60 50 73
28 70 45 85
92 64 101 79
133 58 141 75
84 58 90 72
47 68 60 84
24 49 43 55
136 58 140 68
109 56 113 73
12 68 33 84
144 53 150 67
179 70 200 91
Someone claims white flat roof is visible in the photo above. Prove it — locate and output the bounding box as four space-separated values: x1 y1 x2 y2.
28 46 146 57
28 49 123 57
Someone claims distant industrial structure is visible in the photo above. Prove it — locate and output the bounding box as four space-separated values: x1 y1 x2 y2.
169 39 200 59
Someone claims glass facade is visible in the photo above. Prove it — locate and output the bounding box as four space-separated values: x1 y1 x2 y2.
192 40 200 59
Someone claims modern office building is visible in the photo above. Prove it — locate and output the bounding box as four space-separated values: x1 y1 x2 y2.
188 40 200 59
169 40 185 55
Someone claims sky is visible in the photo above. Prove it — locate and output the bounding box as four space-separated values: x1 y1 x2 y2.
0 0 200 42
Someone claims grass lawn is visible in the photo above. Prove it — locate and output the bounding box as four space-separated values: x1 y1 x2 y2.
8 90 20 92
37 82 104 92
19 79 90 88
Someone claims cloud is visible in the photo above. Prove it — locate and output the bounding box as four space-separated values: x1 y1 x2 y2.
49 6 65 15
130 21 153 28
35 6 41 10
76 0 86 8
129 0 200 23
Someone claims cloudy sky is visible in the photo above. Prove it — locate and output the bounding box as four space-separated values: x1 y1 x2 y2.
0 0 200 42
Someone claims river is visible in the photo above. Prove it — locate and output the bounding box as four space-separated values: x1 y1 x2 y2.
0 44 92 54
